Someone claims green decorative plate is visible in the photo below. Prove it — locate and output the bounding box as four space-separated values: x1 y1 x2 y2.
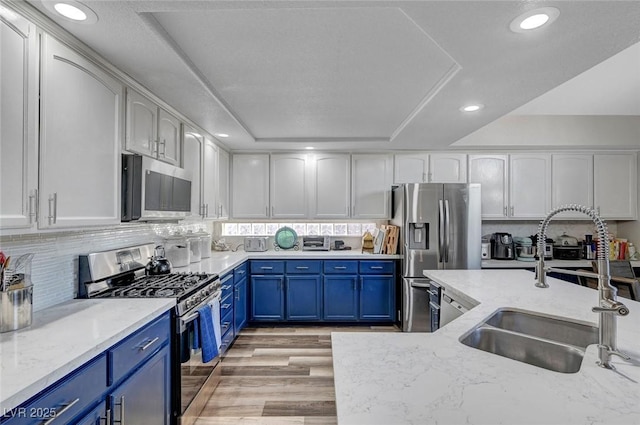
274 226 299 250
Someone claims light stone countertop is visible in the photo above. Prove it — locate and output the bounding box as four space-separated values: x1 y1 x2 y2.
0 298 175 412
332 269 640 425
174 250 401 276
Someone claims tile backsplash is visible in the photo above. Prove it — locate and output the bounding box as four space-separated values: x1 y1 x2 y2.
0 222 211 312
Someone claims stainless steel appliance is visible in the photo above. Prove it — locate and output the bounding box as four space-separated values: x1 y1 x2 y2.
121 154 192 221
491 232 515 260
78 243 221 425
391 183 481 332
244 236 268 252
302 236 330 251
440 289 473 327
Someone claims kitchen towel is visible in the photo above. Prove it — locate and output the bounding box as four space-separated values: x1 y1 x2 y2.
208 296 222 350
197 304 219 363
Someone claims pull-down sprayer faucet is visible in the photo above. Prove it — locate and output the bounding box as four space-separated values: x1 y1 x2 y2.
535 205 630 369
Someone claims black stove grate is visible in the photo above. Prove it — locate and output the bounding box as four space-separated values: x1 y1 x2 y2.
98 272 217 300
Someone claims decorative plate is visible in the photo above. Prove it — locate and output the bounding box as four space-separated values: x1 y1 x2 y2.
274 226 299 251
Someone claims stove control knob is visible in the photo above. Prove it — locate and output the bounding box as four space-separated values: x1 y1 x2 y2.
185 299 192 309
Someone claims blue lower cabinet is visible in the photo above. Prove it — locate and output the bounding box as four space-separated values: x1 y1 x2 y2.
109 343 171 425
251 275 285 321
323 275 358 320
286 275 322 320
234 277 248 334
360 275 395 321
74 400 108 425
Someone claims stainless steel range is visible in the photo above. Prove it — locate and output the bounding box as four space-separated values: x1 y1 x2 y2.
78 243 221 425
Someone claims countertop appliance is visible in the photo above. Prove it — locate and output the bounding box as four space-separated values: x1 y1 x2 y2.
491 233 515 260
553 232 581 260
244 236 268 252
530 234 553 260
391 183 481 332
513 236 536 262
302 236 330 251
78 243 221 425
121 154 192 221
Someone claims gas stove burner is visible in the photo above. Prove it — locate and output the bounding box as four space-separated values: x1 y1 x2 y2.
183 276 200 286
155 288 176 297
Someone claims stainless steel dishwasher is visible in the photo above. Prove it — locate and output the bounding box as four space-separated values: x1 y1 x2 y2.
440 290 474 327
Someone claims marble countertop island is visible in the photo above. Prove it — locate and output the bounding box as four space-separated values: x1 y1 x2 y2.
0 298 175 412
332 269 640 425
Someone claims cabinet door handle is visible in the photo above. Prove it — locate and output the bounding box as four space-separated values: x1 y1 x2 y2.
42 398 80 424
221 303 232 309
265 206 269 216
219 204 223 217
370 266 384 270
28 189 37 224
334 266 347 270
48 193 57 225
510 206 514 216
140 337 159 351
235 291 240 301
159 138 166 156
205 203 210 218
261 266 273 270
422 172 427 183
114 396 125 424
221 284 232 290
296 266 309 270
503 206 508 217
237 270 245 276
597 206 601 215
101 408 111 425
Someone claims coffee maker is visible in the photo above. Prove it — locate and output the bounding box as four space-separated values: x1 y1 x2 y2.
491 233 515 260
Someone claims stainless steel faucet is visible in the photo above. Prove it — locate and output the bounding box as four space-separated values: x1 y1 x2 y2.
534 204 631 369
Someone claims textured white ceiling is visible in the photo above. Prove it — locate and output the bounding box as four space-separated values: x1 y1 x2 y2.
25 1 640 151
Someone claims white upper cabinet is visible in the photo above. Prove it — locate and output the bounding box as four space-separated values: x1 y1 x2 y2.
231 154 270 219
0 15 38 230
351 154 393 219
270 154 309 218
216 148 230 219
125 89 157 158
594 153 637 219
182 126 204 218
430 153 467 183
202 138 219 219
312 153 351 219
551 154 594 219
509 154 551 219
39 35 122 229
158 109 181 166
394 154 429 184
394 153 467 184
469 155 508 219
125 88 181 166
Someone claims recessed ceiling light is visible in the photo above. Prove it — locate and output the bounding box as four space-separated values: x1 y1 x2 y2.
41 0 98 24
460 104 484 113
305 146 314 150
510 7 559 33
215 133 229 138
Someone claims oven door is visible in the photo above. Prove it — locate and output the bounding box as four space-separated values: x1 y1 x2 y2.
176 290 222 425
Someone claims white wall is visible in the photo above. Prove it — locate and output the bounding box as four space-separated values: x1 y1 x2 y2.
453 115 640 148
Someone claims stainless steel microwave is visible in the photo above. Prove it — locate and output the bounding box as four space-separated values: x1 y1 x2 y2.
121 154 192 221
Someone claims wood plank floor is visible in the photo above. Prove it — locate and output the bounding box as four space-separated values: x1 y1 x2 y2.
195 325 398 425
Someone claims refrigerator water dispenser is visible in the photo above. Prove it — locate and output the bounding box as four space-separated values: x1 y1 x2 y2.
409 223 428 250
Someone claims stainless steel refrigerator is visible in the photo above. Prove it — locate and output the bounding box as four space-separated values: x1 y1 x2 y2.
391 183 481 332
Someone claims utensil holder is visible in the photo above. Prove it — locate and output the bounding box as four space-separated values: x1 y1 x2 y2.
1 282 33 333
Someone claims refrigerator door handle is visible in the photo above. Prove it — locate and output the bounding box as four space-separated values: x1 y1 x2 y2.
438 199 445 263
444 199 451 263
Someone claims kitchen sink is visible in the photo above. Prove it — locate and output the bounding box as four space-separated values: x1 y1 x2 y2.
460 308 598 373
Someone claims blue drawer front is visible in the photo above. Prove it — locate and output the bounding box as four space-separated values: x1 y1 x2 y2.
220 293 234 318
234 262 248 283
220 327 235 353
251 261 285 274
110 312 171 385
220 273 234 299
323 260 358 274
220 310 234 336
3 355 107 425
359 261 394 274
286 260 321 274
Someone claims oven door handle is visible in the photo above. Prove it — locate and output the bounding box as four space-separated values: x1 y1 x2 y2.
179 290 221 328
